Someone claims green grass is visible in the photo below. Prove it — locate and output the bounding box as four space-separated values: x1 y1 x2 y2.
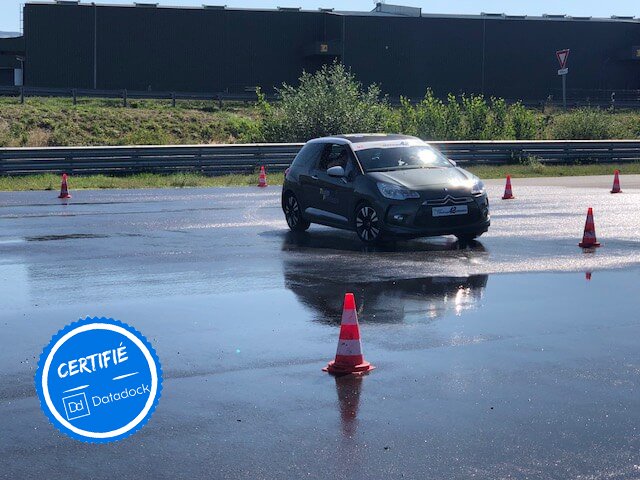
0 172 267 191
466 162 640 178
2 163 638 191
0 97 260 147
2 96 640 148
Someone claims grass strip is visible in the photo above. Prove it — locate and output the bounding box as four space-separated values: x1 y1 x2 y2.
1 163 639 191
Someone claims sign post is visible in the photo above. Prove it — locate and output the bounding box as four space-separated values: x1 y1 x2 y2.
556 49 570 109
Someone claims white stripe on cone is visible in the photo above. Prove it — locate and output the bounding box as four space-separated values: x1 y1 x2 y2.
341 309 358 325
336 339 364 356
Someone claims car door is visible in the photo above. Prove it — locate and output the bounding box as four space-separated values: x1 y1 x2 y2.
313 143 357 226
296 142 325 212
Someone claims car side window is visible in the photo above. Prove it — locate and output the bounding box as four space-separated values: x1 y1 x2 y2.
318 144 350 171
292 143 324 170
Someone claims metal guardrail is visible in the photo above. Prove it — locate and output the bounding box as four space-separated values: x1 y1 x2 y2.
1 140 640 176
0 143 303 175
432 140 640 164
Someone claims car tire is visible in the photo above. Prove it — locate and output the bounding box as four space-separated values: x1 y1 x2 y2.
456 232 483 243
354 203 383 244
283 193 310 232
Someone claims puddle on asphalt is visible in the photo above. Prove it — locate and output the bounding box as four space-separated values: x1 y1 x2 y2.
25 233 110 242
0 238 26 245
286 274 488 325
275 229 486 254
24 233 142 242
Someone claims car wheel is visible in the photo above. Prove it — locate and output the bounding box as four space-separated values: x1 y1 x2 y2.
355 203 383 243
283 194 310 232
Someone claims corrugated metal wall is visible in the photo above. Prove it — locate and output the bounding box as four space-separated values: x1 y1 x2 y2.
22 3 640 100
343 16 484 97
24 4 94 88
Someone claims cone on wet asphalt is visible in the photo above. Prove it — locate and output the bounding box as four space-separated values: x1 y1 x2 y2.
58 173 71 199
611 170 622 194
258 166 268 187
324 293 374 376
502 175 514 200
578 207 601 248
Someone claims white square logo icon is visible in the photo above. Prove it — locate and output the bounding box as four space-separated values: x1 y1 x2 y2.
62 392 91 421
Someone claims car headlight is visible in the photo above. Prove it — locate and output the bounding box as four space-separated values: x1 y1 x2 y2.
471 179 485 196
376 182 420 200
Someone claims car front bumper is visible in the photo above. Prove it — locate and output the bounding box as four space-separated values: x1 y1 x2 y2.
376 194 490 238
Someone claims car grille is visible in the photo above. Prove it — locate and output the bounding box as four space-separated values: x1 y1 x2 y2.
423 195 474 206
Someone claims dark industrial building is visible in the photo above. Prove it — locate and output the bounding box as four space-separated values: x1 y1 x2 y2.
1 1 640 101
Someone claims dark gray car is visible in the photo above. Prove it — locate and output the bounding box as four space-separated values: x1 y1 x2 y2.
281 134 490 243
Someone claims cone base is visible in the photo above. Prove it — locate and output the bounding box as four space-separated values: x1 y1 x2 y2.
579 241 601 248
323 360 374 376
257 184 267 187
502 194 514 200
58 194 71 199
610 189 622 194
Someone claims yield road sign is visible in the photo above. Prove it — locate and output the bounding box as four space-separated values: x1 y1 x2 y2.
556 49 570 69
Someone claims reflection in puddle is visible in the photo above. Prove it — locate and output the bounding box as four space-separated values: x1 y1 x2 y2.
334 374 364 440
281 230 489 324
286 269 488 325
280 230 487 254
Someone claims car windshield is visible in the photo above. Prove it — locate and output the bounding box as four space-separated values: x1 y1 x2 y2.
354 145 452 172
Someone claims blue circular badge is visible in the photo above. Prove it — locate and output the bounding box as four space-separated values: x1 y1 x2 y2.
35 317 162 443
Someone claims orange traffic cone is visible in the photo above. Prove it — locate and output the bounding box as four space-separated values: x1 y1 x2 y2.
585 272 592 281
257 166 267 187
610 170 622 194
578 207 601 248
58 173 71 199
502 175 514 200
324 293 374 376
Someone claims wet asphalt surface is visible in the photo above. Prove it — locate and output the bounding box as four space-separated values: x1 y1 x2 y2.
1 176 640 479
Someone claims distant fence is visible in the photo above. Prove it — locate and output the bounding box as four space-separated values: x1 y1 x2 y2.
1 140 640 176
2 85 640 109
0 85 270 107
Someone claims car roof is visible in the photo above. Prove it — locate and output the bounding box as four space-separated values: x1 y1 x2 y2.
307 134 421 145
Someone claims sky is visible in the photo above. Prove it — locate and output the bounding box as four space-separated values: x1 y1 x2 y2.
1 0 638 32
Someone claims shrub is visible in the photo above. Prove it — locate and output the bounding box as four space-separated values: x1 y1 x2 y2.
507 102 541 139
397 91 466 140
549 108 613 140
398 93 541 140
398 90 445 139
461 94 491 139
257 62 393 142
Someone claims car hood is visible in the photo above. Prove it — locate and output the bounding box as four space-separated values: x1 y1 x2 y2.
367 167 475 190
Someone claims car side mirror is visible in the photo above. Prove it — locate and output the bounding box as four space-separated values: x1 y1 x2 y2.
327 166 345 177
449 160 457 167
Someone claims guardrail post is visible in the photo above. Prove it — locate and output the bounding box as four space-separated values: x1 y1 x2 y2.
171 92 176 108
19 86 24 104
123 89 128 108
72 88 77 106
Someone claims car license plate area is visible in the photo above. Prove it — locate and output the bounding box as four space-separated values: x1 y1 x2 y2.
432 205 468 217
